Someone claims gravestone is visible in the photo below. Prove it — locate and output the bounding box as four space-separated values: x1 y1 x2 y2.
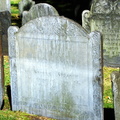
111 71 120 120
22 3 59 25
19 0 35 15
82 0 120 67
0 11 11 55
0 0 11 12
8 16 103 120
0 0 11 108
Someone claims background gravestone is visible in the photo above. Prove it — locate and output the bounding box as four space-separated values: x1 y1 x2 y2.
18 0 35 15
8 16 103 120
22 3 59 25
0 0 11 12
0 0 11 109
111 71 120 120
82 0 120 67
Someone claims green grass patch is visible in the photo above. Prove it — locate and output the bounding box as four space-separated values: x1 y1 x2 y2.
11 0 21 5
103 67 119 108
11 0 20 15
0 110 30 120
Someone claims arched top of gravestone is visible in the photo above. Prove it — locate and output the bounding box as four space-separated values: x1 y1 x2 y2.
18 0 35 15
91 0 120 14
17 16 89 40
0 0 10 12
22 3 59 25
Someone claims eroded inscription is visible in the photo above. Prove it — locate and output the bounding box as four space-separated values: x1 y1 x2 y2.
17 38 91 109
91 18 120 66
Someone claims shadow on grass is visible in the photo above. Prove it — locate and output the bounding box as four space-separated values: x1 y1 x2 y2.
104 108 115 120
6 85 12 110
11 16 22 27
11 4 18 7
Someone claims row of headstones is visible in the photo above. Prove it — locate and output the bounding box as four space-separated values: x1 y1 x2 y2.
19 0 120 66
0 0 120 119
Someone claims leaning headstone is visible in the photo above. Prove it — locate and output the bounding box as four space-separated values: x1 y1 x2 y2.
0 11 11 108
8 16 103 120
0 11 11 55
22 3 59 25
0 0 11 108
0 0 11 12
111 71 120 120
18 0 35 15
82 0 120 67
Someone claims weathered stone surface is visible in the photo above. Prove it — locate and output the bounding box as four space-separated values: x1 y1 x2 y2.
111 71 120 120
18 0 35 15
0 11 11 55
22 3 59 25
82 0 120 67
8 16 103 120
0 54 4 109
0 0 11 12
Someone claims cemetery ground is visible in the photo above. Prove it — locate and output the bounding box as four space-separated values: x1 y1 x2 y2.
0 0 118 119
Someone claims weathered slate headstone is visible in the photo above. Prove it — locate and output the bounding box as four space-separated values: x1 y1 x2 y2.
22 3 59 25
0 0 11 108
8 16 103 120
0 0 11 12
0 11 11 55
111 71 120 120
82 0 120 67
19 0 35 15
